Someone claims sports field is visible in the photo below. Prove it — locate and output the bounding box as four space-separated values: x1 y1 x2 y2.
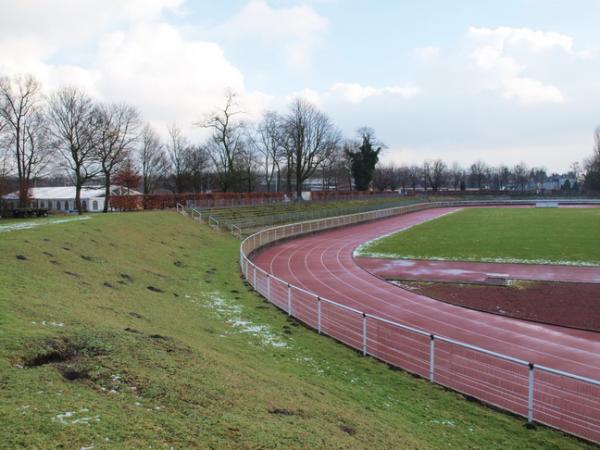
359 208 600 265
0 212 590 449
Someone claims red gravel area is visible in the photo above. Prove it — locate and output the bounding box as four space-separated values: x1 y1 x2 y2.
395 280 600 332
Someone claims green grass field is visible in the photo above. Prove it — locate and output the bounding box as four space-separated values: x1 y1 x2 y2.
0 212 593 449
359 207 600 265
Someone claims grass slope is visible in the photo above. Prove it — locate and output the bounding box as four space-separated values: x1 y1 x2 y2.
360 207 600 265
0 212 593 449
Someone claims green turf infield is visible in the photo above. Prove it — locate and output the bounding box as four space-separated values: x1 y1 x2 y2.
0 211 593 448
358 207 600 266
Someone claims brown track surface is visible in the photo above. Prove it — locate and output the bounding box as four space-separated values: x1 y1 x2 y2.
395 280 600 332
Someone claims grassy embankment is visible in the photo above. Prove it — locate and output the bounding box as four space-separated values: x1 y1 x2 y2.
359 207 600 266
0 211 594 449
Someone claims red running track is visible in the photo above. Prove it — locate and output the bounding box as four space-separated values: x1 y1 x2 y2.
251 207 600 442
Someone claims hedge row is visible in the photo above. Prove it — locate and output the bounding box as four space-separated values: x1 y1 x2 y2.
109 192 285 211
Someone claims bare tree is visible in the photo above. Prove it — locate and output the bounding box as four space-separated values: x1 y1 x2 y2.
498 165 511 190
422 160 431 191
47 86 99 214
166 123 188 193
0 74 50 207
138 124 168 194
94 103 140 212
512 163 528 192
253 111 284 192
320 144 343 190
529 167 547 190
196 91 246 192
240 143 260 192
280 99 341 199
469 160 488 189
373 163 399 191
0 131 11 199
407 165 421 190
448 162 463 190
427 159 447 191
183 144 210 193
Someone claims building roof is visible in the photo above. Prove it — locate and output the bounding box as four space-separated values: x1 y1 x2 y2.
2 185 140 200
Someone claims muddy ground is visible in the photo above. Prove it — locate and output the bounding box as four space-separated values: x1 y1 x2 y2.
393 279 600 332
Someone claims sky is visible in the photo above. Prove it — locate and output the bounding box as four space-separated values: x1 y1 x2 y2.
1 0 599 172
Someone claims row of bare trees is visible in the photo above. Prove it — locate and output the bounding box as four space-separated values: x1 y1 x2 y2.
133 91 348 199
3 72 598 213
0 75 141 212
372 159 581 193
0 75 355 210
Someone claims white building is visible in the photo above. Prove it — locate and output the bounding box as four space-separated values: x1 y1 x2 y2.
2 185 140 212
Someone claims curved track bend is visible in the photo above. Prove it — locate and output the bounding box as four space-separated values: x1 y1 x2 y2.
251 207 600 442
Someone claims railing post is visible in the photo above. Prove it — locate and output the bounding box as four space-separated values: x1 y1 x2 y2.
528 363 535 423
317 297 322 334
429 334 435 383
287 284 292 316
253 266 257 288
362 313 368 356
267 274 271 299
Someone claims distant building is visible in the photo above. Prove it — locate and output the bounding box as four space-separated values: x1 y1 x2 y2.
1 185 140 212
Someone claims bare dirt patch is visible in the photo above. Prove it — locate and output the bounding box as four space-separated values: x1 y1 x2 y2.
396 280 600 332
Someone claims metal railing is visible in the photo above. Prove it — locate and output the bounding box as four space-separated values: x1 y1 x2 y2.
239 199 600 444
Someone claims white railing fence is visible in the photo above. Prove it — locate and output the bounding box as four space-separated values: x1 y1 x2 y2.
239 199 600 444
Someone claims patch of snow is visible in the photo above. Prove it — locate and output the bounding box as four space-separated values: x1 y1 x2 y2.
199 292 288 349
0 215 92 233
38 321 64 327
431 419 456 426
55 409 99 426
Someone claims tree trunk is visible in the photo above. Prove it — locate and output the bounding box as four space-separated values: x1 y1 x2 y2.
103 173 111 213
75 177 83 215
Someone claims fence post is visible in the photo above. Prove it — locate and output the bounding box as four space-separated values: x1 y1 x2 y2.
267 274 271 299
253 266 257 288
317 297 322 334
429 334 435 383
528 363 535 423
287 284 292 316
362 313 368 356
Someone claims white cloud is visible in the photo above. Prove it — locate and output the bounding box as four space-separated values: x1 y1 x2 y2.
467 26 569 104
0 2 272 139
287 83 420 107
0 0 183 48
286 88 323 107
468 27 573 53
94 23 271 134
501 77 564 104
413 46 440 61
330 83 420 104
213 0 328 69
